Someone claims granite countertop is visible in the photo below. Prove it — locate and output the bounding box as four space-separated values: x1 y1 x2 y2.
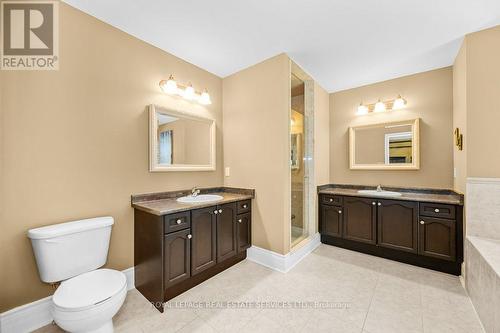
318 185 463 205
131 187 254 216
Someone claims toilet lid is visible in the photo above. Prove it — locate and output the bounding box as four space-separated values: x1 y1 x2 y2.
53 269 126 310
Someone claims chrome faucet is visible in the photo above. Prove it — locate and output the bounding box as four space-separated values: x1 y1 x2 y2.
191 187 200 197
376 184 383 192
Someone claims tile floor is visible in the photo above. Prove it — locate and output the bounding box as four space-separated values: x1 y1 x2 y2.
35 244 484 333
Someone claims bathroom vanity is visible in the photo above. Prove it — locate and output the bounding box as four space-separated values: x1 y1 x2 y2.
318 185 464 275
132 187 254 312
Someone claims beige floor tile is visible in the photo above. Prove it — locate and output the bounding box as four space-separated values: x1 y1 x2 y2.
301 309 363 333
176 317 216 333
33 244 484 333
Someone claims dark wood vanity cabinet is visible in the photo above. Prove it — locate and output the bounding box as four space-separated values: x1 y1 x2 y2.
217 202 238 262
134 199 252 312
319 194 463 275
164 229 191 288
320 204 343 238
343 197 377 244
377 200 418 253
191 207 217 276
237 212 252 252
419 216 456 261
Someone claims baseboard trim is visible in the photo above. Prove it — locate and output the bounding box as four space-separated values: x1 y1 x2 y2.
467 177 500 184
246 233 321 273
0 267 135 333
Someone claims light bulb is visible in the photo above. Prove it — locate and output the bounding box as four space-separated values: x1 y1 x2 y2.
374 100 386 112
160 75 178 94
199 89 212 105
357 103 369 115
392 95 406 110
183 83 195 100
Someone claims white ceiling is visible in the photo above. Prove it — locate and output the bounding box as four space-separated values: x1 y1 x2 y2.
63 0 500 92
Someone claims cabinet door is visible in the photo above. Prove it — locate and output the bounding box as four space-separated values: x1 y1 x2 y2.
236 213 251 252
419 217 456 261
217 202 237 262
320 204 343 238
164 229 191 288
191 206 217 276
377 200 418 253
343 197 376 244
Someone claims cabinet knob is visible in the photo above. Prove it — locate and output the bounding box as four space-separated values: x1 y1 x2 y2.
238 219 242 223
338 210 342 214
420 221 425 225
213 210 218 215
243 204 248 209
434 208 440 213
372 202 376 205
329 198 333 202
187 234 192 239
219 209 223 213
176 219 182 225
377 202 381 206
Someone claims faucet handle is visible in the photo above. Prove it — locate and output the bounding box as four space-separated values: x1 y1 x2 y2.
376 184 382 192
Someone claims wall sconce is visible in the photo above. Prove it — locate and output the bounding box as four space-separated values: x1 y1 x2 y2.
356 95 407 115
159 74 212 105
454 128 463 151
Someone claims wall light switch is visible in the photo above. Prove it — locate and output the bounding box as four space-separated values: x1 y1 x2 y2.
225 167 230 177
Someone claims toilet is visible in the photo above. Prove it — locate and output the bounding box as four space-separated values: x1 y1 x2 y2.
28 217 126 333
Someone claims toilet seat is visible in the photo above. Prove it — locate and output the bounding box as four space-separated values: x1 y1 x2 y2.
53 269 126 311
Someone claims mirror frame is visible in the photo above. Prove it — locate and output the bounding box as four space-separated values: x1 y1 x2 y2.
349 118 420 170
149 104 216 172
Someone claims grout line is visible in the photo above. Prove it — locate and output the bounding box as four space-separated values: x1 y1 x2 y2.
360 270 380 332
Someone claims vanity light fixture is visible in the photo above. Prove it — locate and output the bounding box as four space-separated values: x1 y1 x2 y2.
159 75 212 105
374 99 386 112
392 95 407 110
357 103 369 115
356 95 407 115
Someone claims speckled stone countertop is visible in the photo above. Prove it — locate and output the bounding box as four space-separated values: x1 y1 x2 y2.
318 184 463 205
131 187 255 216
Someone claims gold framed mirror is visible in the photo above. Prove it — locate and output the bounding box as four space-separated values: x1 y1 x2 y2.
349 118 420 170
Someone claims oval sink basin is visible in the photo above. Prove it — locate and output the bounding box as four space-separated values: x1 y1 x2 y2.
177 194 223 204
357 190 402 197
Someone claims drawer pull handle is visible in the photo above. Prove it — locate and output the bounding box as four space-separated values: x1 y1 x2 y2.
372 202 376 205
238 219 242 223
377 202 381 206
176 219 182 225
213 210 218 215
329 198 333 202
219 209 223 213
243 204 248 209
338 210 342 214
434 208 440 213
420 221 425 225
187 234 192 239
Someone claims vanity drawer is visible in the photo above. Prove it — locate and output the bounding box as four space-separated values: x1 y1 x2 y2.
321 195 343 206
164 212 191 233
419 203 455 220
237 200 251 214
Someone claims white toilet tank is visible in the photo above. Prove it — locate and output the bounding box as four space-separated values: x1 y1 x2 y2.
28 217 114 283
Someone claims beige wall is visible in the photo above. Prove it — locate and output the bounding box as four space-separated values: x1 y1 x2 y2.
466 25 500 178
453 43 467 193
0 3 223 311
330 67 454 189
222 54 290 254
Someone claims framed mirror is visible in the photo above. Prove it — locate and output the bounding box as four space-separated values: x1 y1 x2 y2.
149 104 216 172
349 118 420 170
